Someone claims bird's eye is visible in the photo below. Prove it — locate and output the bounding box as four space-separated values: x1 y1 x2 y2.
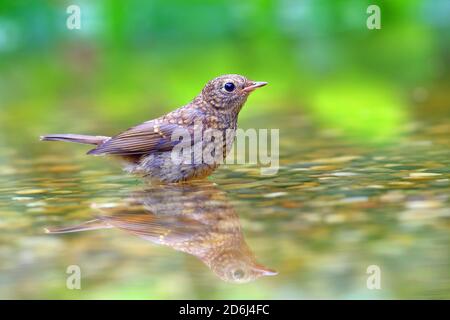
232 268 245 280
224 82 235 92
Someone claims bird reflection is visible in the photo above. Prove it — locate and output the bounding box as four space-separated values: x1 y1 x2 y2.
46 181 277 283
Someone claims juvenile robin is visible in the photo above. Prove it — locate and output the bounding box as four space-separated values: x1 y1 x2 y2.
41 74 267 182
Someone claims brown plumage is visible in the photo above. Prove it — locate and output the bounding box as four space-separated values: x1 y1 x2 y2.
41 75 267 182
45 182 277 283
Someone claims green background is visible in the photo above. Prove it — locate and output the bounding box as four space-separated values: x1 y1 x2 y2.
0 0 449 300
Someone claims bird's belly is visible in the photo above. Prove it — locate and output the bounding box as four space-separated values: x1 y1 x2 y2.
125 152 219 183
121 130 236 183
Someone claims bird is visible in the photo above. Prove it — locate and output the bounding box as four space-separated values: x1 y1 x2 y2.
45 182 277 283
41 74 267 182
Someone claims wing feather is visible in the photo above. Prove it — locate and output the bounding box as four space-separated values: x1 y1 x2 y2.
97 212 204 243
87 121 190 156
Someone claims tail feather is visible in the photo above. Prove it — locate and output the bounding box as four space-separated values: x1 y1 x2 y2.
44 219 112 234
40 134 109 146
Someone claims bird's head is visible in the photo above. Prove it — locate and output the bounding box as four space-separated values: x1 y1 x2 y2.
209 248 277 284
199 74 267 115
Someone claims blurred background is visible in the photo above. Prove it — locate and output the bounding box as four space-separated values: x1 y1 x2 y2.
0 0 449 299
0 0 449 144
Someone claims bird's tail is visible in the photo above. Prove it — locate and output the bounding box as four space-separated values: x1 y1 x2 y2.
44 219 113 234
40 134 109 146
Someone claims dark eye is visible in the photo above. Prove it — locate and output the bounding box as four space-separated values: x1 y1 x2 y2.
224 82 235 92
232 268 245 280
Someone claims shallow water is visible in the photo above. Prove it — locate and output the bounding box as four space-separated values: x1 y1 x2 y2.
0 113 449 299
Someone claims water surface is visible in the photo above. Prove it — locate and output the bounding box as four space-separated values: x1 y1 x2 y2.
0 113 449 299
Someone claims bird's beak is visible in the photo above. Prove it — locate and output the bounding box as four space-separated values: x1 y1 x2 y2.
253 265 278 276
243 81 268 92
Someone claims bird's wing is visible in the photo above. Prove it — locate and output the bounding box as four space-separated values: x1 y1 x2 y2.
87 121 192 156
97 212 206 244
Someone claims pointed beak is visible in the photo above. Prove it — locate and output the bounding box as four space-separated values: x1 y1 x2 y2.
261 268 278 276
243 81 268 92
253 265 278 276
